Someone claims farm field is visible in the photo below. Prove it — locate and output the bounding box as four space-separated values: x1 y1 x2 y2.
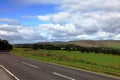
12 48 120 77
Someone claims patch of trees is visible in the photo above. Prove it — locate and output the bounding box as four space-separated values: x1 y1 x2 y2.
14 44 32 48
0 39 13 51
14 43 120 55
32 44 61 50
77 46 120 55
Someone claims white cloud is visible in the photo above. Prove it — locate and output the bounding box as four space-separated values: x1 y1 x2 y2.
38 12 70 24
0 24 46 43
75 35 93 40
33 0 120 41
0 18 20 25
37 11 120 41
38 16 50 22
114 34 120 40
2 0 120 43
19 0 120 11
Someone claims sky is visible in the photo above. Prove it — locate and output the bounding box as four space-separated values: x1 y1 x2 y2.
0 0 120 44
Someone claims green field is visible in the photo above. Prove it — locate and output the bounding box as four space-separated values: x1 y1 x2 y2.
12 48 120 77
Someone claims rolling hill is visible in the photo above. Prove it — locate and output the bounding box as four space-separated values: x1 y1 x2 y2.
68 40 120 48
38 40 120 48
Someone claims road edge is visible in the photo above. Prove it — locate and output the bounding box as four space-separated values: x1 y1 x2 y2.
12 54 120 80
23 56 120 80
0 65 20 80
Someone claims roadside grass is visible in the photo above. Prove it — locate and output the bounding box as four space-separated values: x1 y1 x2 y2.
12 48 120 77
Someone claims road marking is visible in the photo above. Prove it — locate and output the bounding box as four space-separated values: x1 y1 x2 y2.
13 54 120 80
0 65 20 80
22 62 39 69
53 72 75 80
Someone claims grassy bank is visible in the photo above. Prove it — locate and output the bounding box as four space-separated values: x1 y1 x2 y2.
12 48 120 77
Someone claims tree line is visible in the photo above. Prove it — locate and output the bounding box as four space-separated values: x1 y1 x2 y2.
0 39 13 51
15 43 120 55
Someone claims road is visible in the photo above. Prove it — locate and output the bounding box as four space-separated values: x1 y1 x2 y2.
0 53 119 80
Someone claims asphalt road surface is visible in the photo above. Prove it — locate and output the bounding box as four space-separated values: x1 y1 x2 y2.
0 53 120 80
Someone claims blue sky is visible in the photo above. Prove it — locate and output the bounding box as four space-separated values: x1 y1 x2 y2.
0 0 58 25
0 0 120 43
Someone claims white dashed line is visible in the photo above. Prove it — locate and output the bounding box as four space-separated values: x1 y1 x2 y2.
53 72 75 80
0 65 20 80
22 62 39 69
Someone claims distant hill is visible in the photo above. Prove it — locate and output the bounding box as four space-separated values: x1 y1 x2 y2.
67 40 120 48
38 40 120 48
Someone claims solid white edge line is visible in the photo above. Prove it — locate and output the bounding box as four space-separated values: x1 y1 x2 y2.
53 72 75 80
22 62 39 69
0 65 20 80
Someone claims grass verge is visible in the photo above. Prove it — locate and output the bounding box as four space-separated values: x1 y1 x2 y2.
12 48 120 77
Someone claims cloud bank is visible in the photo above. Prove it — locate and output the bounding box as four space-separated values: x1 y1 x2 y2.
0 24 45 43
0 0 120 43
36 0 120 41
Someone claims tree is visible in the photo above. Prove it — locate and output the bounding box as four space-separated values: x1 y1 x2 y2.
0 39 13 51
32 44 39 50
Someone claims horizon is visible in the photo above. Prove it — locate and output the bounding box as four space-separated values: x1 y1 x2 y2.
0 0 120 44
11 40 120 45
